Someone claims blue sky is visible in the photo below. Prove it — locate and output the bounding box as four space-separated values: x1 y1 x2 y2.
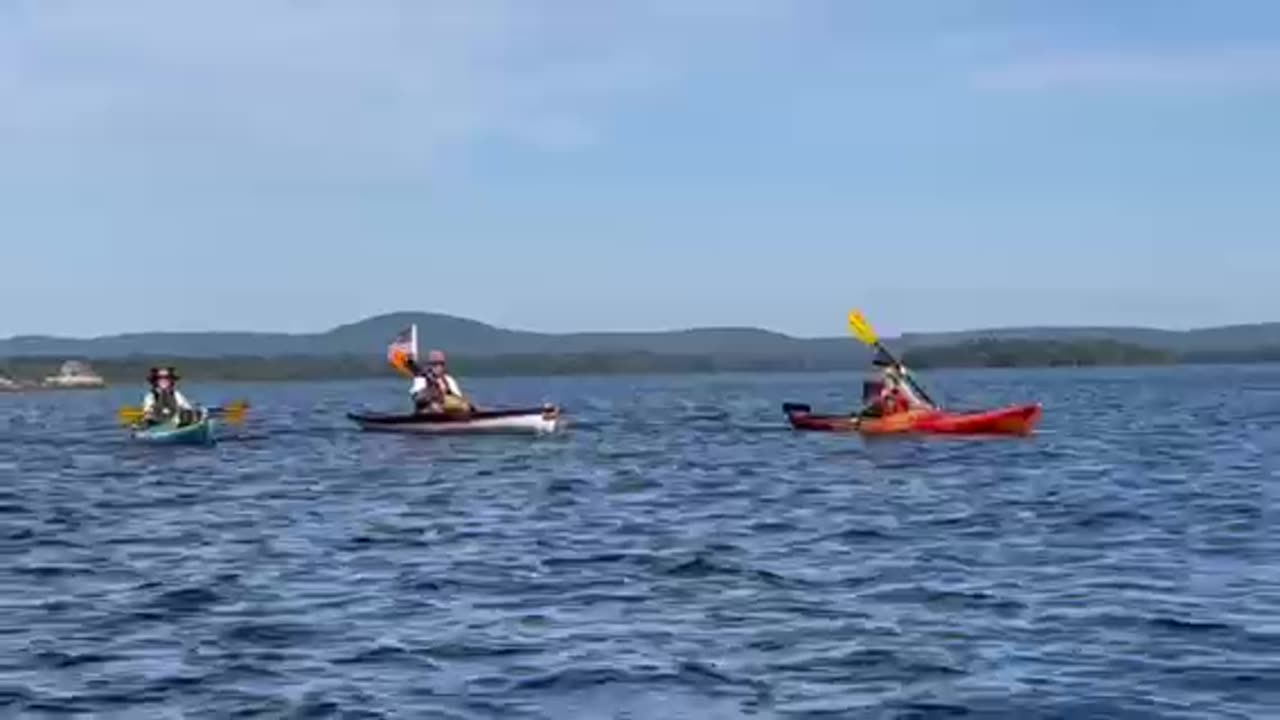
2 0 1278 338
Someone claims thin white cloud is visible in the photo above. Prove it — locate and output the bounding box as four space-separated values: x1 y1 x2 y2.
0 0 799 183
974 48 1280 93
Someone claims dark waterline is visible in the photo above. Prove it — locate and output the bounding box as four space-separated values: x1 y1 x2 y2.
2 367 1278 718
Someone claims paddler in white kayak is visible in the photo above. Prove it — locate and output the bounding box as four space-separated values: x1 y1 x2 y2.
405 350 473 415
139 366 200 427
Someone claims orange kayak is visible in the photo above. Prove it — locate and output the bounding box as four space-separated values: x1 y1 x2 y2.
783 402 1042 436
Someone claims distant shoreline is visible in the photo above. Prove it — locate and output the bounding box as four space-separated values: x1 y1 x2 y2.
3 339 1280 385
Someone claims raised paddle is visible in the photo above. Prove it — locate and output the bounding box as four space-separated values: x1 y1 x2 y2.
117 399 250 426
847 310 939 409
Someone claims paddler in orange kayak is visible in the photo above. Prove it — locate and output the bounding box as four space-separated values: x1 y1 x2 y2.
860 350 932 418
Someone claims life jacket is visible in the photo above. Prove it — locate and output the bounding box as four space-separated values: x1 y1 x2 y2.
413 370 458 404
412 373 440 403
431 370 461 398
150 389 179 419
882 386 912 415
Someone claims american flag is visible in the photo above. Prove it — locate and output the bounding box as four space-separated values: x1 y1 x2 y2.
386 324 417 366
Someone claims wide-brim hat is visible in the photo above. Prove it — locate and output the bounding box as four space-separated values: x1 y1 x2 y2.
148 366 180 381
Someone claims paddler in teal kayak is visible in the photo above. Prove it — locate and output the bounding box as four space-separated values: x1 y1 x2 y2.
406 350 472 414
139 366 200 427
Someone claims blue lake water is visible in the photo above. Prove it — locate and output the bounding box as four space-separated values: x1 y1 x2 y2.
2 367 1278 718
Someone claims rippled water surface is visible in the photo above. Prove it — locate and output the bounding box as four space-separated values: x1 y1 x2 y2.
2 367 1278 718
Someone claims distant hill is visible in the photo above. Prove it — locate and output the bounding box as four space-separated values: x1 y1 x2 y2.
902 338 1177 369
3 311 1280 363
899 323 1280 354
0 312 857 363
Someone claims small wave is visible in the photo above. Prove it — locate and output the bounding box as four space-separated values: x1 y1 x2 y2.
662 555 801 588
749 519 798 534
1149 616 1235 634
341 527 430 550
1073 507 1155 529
219 621 320 648
13 563 89 578
332 644 441 670
420 640 541 661
676 660 769 698
147 586 222 616
680 409 732 423
772 647 966 684
3 526 34 541
543 551 640 568
820 525 894 542
866 584 1027 615
514 666 637 692
885 699 975 717
666 555 732 578
0 685 35 709
513 661 763 699
29 649 118 670
393 573 449 593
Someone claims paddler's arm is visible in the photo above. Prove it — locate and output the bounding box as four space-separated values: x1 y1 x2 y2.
402 355 424 376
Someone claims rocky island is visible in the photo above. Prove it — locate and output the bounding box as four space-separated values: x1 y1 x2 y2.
0 360 107 391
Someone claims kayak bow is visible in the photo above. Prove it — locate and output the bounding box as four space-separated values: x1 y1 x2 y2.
348 404 563 435
131 413 217 445
783 402 1041 436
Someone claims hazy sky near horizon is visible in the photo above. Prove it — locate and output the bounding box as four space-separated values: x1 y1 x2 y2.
2 0 1279 339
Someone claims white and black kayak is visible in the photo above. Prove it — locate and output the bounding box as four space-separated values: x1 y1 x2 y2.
347 405 563 435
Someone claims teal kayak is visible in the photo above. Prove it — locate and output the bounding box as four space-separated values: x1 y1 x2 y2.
131 414 216 446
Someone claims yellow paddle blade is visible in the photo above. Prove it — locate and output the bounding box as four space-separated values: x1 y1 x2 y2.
217 399 250 425
116 400 251 425
847 310 879 347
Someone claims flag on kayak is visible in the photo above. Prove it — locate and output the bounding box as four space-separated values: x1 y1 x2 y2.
387 324 418 371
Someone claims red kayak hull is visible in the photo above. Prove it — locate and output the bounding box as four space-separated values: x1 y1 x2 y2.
783 402 1042 436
